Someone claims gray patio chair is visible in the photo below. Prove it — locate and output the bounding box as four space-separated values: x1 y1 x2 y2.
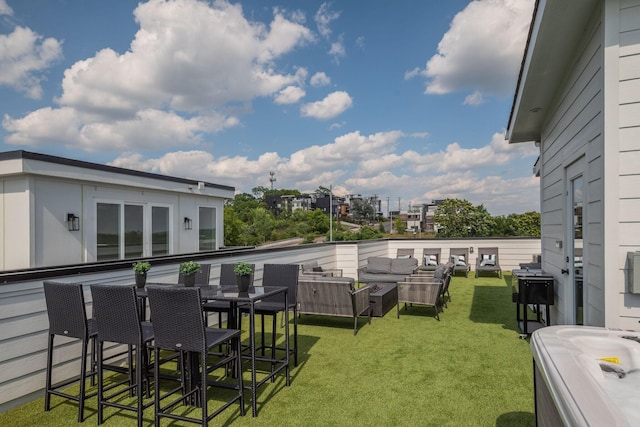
475 247 502 278
146 286 244 425
90 284 154 427
449 248 471 278
419 248 442 271
202 263 254 327
43 281 97 422
396 248 415 258
300 261 343 277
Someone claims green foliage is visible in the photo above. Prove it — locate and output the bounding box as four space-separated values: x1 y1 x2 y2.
224 206 245 246
350 199 375 222
434 199 495 237
132 261 150 274
233 261 253 276
394 217 406 234
179 260 200 275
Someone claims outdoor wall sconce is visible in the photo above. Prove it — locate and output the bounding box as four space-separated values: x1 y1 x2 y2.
67 213 80 231
469 246 474 253
555 240 563 249
184 217 193 230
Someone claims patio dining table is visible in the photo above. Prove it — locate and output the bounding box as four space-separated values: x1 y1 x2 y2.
136 283 291 417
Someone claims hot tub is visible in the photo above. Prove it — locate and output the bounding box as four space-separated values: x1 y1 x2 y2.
531 325 640 426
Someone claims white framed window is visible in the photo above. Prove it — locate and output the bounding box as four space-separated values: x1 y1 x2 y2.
198 206 216 251
96 201 172 261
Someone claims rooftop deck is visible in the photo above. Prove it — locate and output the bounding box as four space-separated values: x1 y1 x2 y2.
0 238 540 424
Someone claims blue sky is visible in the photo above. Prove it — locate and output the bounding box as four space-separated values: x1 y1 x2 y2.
0 0 539 215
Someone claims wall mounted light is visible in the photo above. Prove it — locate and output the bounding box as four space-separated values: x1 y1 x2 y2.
555 240 563 249
469 246 474 253
184 217 193 230
67 213 80 231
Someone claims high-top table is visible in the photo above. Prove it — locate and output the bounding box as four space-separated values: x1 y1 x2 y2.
137 284 290 417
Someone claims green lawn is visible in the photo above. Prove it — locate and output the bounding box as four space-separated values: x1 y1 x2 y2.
1 273 535 426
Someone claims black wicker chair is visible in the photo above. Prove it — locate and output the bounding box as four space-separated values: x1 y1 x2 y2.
90 285 154 427
146 286 244 425
43 281 97 422
239 264 299 366
202 263 254 327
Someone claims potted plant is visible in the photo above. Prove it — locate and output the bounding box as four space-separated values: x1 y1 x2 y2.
132 261 151 288
233 261 253 292
179 261 201 287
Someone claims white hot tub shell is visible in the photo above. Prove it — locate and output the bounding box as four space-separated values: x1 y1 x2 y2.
531 325 640 426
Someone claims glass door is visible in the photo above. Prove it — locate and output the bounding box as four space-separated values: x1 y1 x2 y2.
571 176 584 325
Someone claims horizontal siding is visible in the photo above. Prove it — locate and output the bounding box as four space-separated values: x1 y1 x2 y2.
539 6 604 327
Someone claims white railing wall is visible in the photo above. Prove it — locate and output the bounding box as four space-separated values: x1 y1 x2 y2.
0 238 540 412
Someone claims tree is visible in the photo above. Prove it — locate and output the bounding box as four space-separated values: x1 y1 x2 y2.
508 211 541 236
229 193 263 222
394 217 406 234
350 199 375 223
434 198 476 237
223 206 245 246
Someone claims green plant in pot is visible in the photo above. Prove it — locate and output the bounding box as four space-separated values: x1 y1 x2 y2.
133 261 151 288
233 261 253 292
179 261 201 287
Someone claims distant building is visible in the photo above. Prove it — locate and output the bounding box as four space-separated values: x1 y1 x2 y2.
0 150 234 270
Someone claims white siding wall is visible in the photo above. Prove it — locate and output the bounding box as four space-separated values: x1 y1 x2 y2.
539 6 605 326
612 0 640 329
1 177 31 270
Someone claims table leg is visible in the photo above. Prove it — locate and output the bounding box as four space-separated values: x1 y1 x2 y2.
250 302 257 417
284 290 290 385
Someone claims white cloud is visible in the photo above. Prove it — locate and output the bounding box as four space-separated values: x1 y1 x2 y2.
300 91 352 119
329 34 345 62
464 91 485 105
0 26 63 98
315 2 340 39
404 67 421 80
107 129 539 215
3 0 314 151
310 71 330 87
3 107 80 147
0 0 13 15
274 86 306 104
418 0 534 98
356 36 365 50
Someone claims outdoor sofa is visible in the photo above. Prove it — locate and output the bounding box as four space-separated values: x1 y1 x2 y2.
357 256 419 284
297 276 371 335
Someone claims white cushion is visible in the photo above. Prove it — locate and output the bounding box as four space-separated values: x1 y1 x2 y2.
451 255 466 266
480 253 496 267
424 256 438 266
397 255 411 259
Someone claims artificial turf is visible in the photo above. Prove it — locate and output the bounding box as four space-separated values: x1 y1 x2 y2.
0 273 535 426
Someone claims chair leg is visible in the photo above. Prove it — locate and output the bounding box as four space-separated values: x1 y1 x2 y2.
44 334 54 412
97 341 104 425
293 308 298 366
153 347 161 427
78 338 88 422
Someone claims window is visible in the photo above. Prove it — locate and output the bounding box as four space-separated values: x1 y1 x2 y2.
124 205 143 258
152 206 169 256
199 207 216 251
96 202 172 261
97 203 120 261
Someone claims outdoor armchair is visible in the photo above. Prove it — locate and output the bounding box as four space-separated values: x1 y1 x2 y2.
300 260 343 277
396 248 415 258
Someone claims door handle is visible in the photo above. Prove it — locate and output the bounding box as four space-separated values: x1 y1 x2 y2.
561 269 570 275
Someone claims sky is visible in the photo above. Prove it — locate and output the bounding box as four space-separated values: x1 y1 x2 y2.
0 0 540 216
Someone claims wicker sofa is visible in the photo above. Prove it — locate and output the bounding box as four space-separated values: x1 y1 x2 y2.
357 256 418 284
297 276 371 335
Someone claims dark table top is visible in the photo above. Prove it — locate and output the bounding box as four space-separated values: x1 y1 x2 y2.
136 283 287 302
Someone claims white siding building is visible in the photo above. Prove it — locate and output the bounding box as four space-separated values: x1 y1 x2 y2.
507 0 640 328
0 150 234 270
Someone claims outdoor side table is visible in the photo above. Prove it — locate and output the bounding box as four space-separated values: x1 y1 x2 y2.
511 270 554 336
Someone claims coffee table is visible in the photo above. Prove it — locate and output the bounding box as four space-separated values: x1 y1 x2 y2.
367 283 398 317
